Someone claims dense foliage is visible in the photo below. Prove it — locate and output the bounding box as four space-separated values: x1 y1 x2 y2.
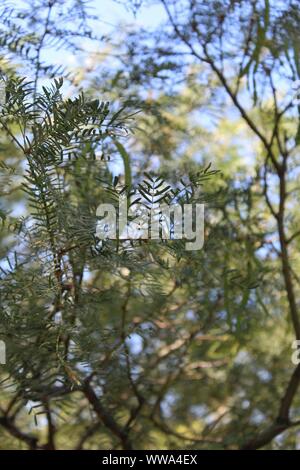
1 0 300 450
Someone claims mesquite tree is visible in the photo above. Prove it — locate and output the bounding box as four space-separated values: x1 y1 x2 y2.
1 0 299 450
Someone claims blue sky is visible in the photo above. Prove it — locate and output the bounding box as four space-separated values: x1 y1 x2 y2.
91 0 166 30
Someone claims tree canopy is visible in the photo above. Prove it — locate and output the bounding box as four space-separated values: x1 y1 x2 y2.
1 0 300 450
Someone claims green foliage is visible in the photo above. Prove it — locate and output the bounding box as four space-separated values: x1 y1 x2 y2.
1 0 300 451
